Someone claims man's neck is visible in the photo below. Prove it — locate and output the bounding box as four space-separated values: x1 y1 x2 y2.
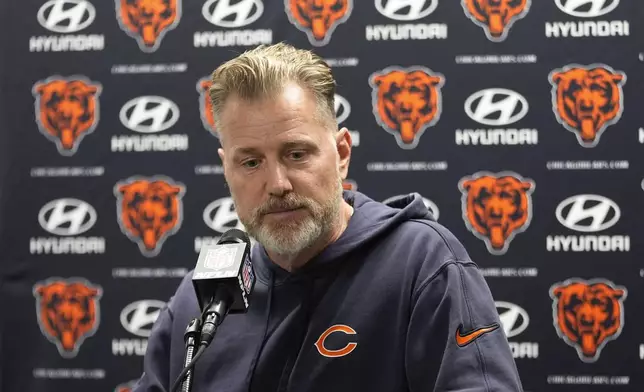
266 200 354 273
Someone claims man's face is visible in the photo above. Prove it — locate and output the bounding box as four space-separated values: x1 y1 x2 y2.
217 83 351 256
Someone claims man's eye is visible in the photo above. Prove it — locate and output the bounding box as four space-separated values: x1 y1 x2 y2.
242 159 259 168
289 151 306 160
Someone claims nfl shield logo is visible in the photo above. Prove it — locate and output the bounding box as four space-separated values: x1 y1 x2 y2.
204 246 237 270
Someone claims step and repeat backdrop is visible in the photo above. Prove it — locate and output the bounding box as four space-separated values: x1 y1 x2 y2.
0 0 643 391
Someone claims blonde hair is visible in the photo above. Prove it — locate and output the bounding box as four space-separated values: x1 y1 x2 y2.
208 42 337 134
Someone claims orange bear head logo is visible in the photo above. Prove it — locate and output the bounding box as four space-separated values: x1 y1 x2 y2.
32 76 102 156
114 380 138 392
550 278 626 363
462 0 530 42
33 278 102 358
285 0 353 46
114 176 185 257
458 171 534 255
197 76 218 138
342 179 357 191
115 0 181 53
549 64 626 148
369 66 444 149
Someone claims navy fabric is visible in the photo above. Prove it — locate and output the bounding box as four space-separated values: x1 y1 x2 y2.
134 190 523 392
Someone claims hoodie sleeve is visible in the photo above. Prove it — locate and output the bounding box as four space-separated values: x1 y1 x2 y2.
405 261 524 392
132 298 175 392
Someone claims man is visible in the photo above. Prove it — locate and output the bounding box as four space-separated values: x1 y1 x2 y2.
134 42 523 392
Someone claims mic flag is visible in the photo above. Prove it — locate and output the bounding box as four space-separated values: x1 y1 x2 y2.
192 228 255 314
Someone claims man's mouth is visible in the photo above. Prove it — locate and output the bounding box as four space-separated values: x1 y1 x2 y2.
265 206 304 215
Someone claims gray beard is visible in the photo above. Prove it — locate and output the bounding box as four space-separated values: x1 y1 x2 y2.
252 212 326 257
241 179 343 258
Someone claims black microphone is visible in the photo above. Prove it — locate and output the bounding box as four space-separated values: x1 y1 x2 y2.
170 229 256 392
191 228 256 345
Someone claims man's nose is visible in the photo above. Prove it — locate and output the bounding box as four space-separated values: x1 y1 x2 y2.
266 162 293 196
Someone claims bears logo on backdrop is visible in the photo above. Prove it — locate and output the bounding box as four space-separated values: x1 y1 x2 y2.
458 171 535 255
114 379 138 392
33 278 102 358
462 0 530 42
342 179 357 191
32 76 102 156
369 66 445 150
550 278 627 363
549 64 626 148
285 0 353 46
197 76 218 137
115 0 182 53
114 176 186 257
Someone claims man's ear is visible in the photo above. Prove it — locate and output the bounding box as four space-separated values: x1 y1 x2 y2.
336 127 352 179
218 148 226 170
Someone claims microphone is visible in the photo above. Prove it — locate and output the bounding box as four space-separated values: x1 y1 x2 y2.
170 229 256 392
191 228 256 345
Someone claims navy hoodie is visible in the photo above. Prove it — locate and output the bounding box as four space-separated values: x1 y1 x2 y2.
133 190 523 392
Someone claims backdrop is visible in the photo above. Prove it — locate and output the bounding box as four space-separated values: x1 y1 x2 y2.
1 0 643 391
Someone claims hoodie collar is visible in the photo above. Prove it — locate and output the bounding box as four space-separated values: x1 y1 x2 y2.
251 190 432 285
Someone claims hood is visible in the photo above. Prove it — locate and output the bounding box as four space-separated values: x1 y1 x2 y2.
251 190 435 284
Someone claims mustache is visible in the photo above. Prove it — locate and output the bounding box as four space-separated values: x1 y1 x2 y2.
255 195 309 215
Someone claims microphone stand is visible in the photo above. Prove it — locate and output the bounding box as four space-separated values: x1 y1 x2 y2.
172 288 235 392
181 318 201 392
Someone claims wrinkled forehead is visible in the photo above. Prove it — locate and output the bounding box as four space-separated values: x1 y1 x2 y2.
219 89 331 149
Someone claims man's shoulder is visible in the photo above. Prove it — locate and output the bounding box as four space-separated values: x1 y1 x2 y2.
388 218 472 264
165 270 199 315
370 218 477 292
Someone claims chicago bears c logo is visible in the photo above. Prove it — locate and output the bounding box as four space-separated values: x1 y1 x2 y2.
285 0 352 46
197 76 218 137
32 76 102 156
462 0 530 42
33 278 102 358
369 66 444 150
550 278 626 363
458 171 535 255
549 64 626 148
115 0 182 53
114 176 185 257
314 324 358 358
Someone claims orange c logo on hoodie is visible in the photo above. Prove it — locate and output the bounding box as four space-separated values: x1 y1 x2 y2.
369 66 444 150
550 279 626 363
285 0 352 46
549 64 626 148
197 76 218 137
32 76 102 156
114 176 185 257
462 0 530 42
115 0 182 53
315 324 357 358
458 171 534 255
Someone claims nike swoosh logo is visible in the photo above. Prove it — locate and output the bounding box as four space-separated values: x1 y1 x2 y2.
455 323 500 347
